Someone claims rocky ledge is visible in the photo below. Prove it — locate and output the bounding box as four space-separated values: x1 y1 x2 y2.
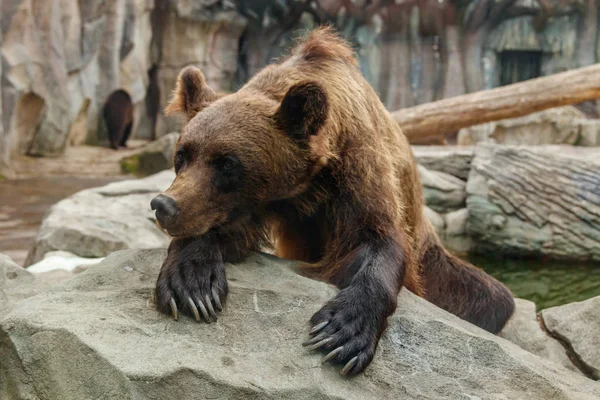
2 250 599 399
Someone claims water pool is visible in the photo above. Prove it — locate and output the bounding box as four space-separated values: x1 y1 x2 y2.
469 255 600 310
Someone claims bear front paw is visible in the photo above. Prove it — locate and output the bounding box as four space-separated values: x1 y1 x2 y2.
303 286 389 376
154 239 228 323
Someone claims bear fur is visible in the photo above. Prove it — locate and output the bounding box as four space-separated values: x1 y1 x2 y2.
103 90 134 150
152 27 515 376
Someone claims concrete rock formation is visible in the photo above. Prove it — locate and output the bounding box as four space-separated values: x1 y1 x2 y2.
458 106 600 146
2 249 600 399
542 296 600 380
120 132 178 176
467 144 600 261
0 254 48 320
2 0 599 176
25 171 173 265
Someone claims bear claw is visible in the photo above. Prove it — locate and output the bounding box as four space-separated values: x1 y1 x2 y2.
187 297 201 322
169 298 179 321
212 288 223 311
341 356 359 376
310 321 329 334
322 346 343 364
302 332 327 347
196 298 211 322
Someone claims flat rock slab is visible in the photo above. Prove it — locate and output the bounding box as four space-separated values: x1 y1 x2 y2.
2 250 599 399
542 296 600 380
25 171 173 265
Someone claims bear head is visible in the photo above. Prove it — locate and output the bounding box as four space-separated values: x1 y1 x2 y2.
151 67 330 237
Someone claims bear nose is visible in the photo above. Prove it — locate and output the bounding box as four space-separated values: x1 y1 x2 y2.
151 194 180 228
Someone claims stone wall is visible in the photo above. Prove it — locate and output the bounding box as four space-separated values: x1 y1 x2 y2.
1 0 598 175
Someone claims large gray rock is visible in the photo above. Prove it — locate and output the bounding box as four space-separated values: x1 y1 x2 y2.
457 106 600 147
25 171 172 265
542 296 600 380
467 144 600 261
500 298 578 373
418 165 466 213
412 146 474 180
120 132 178 176
0 254 48 320
2 249 599 399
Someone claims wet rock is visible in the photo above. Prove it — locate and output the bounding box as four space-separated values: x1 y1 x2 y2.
120 132 178 176
418 165 466 213
542 296 600 380
2 249 599 399
500 298 578 373
467 144 600 261
0 254 48 320
25 171 172 265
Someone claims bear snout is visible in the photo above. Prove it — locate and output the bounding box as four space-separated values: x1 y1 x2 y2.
151 194 180 230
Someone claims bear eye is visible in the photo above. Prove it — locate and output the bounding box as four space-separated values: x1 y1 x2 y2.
174 148 186 173
214 155 239 172
223 159 235 170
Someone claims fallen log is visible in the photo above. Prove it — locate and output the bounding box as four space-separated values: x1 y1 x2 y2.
392 63 600 144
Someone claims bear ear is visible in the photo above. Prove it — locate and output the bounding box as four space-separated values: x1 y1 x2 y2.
165 66 218 121
275 81 329 142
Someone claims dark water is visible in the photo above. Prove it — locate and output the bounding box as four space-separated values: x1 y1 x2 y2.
469 255 600 310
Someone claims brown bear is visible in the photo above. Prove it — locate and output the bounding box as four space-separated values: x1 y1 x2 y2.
150 27 515 376
103 89 134 150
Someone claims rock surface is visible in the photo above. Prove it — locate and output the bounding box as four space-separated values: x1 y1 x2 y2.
0 0 154 163
2 249 599 399
418 165 466 213
457 106 600 146
120 132 178 177
500 298 578 373
467 144 600 261
441 208 474 255
412 146 474 180
424 207 474 255
542 296 600 380
25 171 172 265
27 251 104 274
0 255 47 320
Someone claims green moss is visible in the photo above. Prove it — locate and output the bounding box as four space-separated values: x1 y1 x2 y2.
120 155 140 175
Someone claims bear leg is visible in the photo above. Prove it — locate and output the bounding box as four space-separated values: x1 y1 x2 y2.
119 122 132 148
302 236 405 376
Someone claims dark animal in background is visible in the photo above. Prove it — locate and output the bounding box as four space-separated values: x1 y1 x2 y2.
103 90 134 150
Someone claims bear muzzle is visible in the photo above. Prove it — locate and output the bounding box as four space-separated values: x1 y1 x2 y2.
151 194 181 232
